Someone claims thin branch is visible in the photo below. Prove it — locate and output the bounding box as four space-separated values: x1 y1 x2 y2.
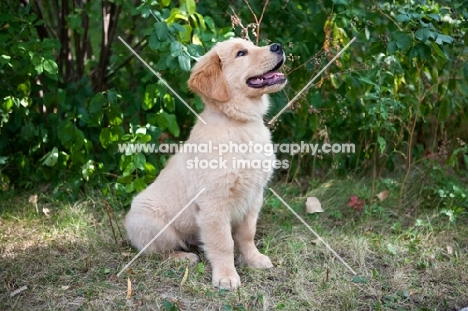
242 0 270 44
372 0 403 31
256 0 270 43
243 0 259 25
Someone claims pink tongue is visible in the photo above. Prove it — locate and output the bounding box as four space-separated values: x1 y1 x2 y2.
264 72 279 79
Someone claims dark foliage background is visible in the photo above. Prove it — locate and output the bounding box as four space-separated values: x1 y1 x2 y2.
0 0 467 210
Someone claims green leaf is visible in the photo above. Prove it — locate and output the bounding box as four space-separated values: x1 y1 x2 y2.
42 147 59 167
154 22 168 41
162 112 180 137
134 153 146 170
133 177 147 192
395 14 409 22
143 83 157 110
81 160 95 181
205 16 215 31
351 276 368 283
187 44 204 57
427 14 440 21
110 126 124 142
377 136 386 154
387 42 397 54
435 34 453 45
395 32 412 50
408 43 431 60
179 25 192 43
170 41 185 57
149 34 160 50
166 55 176 70
186 0 196 15
358 76 377 86
43 59 58 74
0 156 7 165
163 93 175 112
144 162 157 176
178 54 191 72
107 89 118 104
89 93 105 113
415 28 432 42
135 127 147 136
430 41 448 59
18 82 30 96
125 181 135 193
167 8 188 24
58 121 74 147
154 113 168 130
99 128 111 149
34 62 43 75
106 106 123 126
387 243 397 255
194 13 206 30
0 54 11 65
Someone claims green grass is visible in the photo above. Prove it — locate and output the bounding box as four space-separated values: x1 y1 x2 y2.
1 176 467 310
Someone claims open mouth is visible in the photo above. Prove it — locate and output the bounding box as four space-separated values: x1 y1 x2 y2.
246 58 287 89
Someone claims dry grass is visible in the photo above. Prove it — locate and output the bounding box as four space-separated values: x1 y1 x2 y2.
1 178 467 310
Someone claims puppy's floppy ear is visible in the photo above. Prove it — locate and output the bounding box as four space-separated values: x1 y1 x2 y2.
188 49 230 102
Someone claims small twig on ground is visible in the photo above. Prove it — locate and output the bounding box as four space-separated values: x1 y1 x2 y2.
104 200 125 245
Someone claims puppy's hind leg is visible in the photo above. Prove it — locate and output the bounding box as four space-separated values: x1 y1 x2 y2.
124 206 199 265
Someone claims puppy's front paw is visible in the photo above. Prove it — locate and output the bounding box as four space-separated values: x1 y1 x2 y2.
172 251 200 265
240 253 273 269
212 268 241 290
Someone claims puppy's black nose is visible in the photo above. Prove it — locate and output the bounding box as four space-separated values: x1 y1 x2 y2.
270 43 283 55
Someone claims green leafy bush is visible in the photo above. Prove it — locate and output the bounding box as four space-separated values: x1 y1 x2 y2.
0 0 466 212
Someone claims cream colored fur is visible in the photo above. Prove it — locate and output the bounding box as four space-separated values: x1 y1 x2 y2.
124 38 286 290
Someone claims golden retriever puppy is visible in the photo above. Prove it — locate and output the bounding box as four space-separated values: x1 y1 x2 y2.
124 38 287 290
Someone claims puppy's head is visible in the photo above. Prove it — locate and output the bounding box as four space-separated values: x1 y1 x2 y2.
188 38 287 103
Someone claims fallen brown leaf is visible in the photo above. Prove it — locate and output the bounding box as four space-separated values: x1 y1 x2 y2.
42 207 51 217
28 194 38 204
376 190 389 202
305 197 323 214
447 245 454 255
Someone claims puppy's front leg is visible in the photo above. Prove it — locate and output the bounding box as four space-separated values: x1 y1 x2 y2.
233 194 273 269
197 212 241 290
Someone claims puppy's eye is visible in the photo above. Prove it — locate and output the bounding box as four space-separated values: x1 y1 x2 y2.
236 50 247 57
